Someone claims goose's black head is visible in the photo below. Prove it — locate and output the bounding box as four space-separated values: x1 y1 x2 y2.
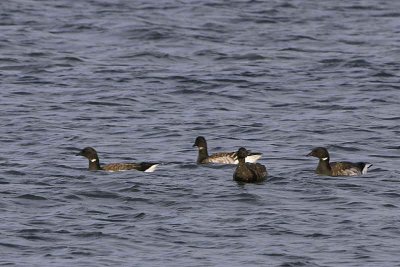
76 147 99 161
237 147 249 159
193 136 207 149
307 147 330 160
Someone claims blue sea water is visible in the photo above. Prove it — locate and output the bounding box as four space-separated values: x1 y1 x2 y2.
0 0 400 266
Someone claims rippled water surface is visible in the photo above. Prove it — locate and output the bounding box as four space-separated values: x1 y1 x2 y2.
1 0 400 266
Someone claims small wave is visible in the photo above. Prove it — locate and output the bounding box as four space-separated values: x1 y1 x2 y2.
372 71 395 77
3 170 26 176
373 12 400 18
278 260 323 267
304 232 330 238
0 57 19 63
55 56 84 62
381 203 397 208
72 231 106 238
77 190 121 199
125 28 175 41
318 58 344 67
64 194 82 200
302 196 341 202
84 100 127 107
377 192 400 198
24 52 51 57
122 196 152 203
17 194 47 200
343 59 371 68
216 53 265 61
0 242 30 249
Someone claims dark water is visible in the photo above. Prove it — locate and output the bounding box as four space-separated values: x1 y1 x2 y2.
1 0 400 266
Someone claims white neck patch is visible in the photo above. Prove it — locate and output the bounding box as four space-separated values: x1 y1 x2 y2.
322 157 328 161
91 158 97 162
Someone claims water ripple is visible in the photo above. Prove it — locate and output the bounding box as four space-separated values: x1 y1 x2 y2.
1 0 400 266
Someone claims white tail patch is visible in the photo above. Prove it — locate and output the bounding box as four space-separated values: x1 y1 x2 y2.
245 154 262 163
362 163 373 174
144 164 159 173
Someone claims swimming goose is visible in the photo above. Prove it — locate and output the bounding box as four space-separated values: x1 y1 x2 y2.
233 147 268 183
76 147 158 172
193 136 262 164
307 147 372 176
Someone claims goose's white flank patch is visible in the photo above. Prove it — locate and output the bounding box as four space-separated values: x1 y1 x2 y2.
245 154 262 163
144 164 159 173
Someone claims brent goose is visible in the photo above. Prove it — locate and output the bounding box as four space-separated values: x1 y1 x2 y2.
307 147 372 176
233 147 268 183
193 136 262 164
76 147 158 172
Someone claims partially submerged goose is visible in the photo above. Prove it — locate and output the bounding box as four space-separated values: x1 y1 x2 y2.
233 147 268 183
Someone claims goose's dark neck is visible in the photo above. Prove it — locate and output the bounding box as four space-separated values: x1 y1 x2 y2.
237 157 246 166
88 157 101 171
197 147 209 163
316 158 332 175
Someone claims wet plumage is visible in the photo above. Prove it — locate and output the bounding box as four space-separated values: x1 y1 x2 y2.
193 136 262 164
233 147 267 183
307 147 372 176
76 147 158 172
